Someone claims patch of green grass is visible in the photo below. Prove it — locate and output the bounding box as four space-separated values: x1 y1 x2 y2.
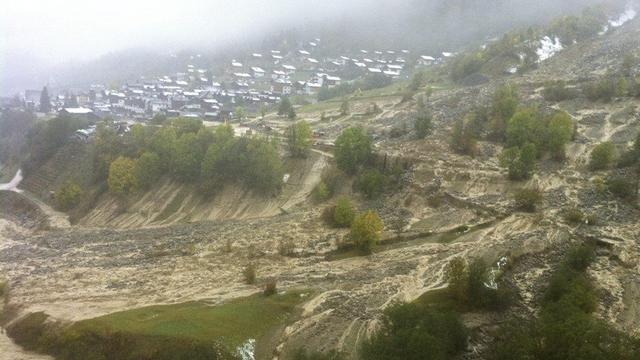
70 290 309 351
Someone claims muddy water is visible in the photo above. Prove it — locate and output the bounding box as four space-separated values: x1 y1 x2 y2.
0 169 23 192
0 219 52 360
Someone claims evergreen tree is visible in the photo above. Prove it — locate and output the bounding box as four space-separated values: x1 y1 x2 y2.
39 86 51 113
278 97 293 116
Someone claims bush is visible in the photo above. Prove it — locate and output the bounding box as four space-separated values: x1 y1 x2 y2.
263 279 277 296
54 182 84 211
355 169 388 199
451 52 485 82
445 257 509 311
350 210 384 254
334 127 372 174
243 264 256 284
607 176 637 201
583 77 617 102
563 208 585 225
312 181 330 203
278 238 295 256
108 157 139 195
322 205 337 226
543 81 577 102
489 242 640 360
514 188 542 212
333 197 356 228
286 120 312 158
501 143 537 180
361 302 468 360
589 142 616 171
450 118 478 156
489 85 519 141
414 97 432 139
0 279 7 298
135 151 163 189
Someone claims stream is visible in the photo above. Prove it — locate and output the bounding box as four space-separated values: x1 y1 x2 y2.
0 169 23 192
0 169 53 359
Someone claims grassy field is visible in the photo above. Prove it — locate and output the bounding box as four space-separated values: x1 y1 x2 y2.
70 290 309 350
8 290 311 360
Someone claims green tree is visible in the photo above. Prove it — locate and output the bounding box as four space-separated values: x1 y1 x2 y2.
171 117 203 136
355 169 388 199
502 143 537 180
547 112 574 160
589 142 616 171
150 126 178 169
506 108 544 149
286 121 312 158
54 182 83 211
350 210 384 253
334 127 372 174
340 101 350 116
278 97 293 116
234 107 245 121
361 302 467 360
135 152 162 189
333 196 356 228
173 133 205 181
414 96 432 139
260 104 268 119
108 157 139 195
288 107 297 120
446 257 469 304
514 187 542 212
450 118 478 156
490 85 519 141
39 86 51 113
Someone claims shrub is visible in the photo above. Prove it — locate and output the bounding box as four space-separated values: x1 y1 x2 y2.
243 264 256 285
54 182 84 211
340 101 350 116
278 238 295 257
589 142 616 170
583 77 617 102
501 143 537 180
607 176 637 201
489 85 519 141
334 127 372 174
414 97 432 139
361 302 468 360
543 81 577 102
355 169 388 199
451 52 485 82
334 197 356 228
565 244 596 272
108 157 139 195
312 181 330 202
563 208 585 225
350 210 384 254
322 205 338 226
135 151 163 189
286 120 312 158
514 188 542 212
0 279 7 298
450 118 478 156
263 279 277 296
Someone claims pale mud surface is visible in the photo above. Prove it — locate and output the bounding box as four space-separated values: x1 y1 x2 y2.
1 21 640 360
79 152 327 229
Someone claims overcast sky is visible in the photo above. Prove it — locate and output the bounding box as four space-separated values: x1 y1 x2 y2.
0 0 384 63
1 0 634 95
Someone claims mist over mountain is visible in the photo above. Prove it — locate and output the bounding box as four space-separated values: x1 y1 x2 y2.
1 0 631 95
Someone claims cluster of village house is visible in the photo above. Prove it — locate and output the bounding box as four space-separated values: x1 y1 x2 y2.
14 39 448 125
